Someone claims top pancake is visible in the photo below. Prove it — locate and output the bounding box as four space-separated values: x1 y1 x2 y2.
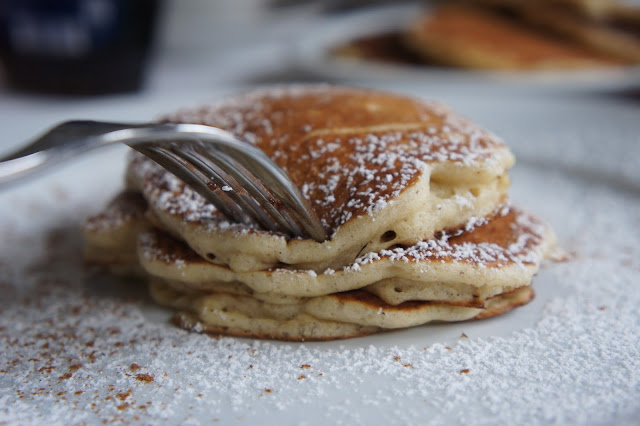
127 85 514 272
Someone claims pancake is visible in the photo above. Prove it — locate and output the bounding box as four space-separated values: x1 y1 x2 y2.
149 280 380 341
518 2 640 62
150 280 533 341
331 31 425 65
405 5 622 70
138 207 555 303
127 85 514 272
465 0 640 25
521 0 638 21
83 191 149 267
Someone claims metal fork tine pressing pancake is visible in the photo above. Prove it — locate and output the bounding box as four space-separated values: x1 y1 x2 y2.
148 142 302 236
190 145 306 238
202 141 329 243
133 144 253 226
135 136 328 242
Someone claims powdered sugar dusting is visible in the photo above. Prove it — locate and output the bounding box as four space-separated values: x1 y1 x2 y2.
82 191 146 232
343 207 547 273
138 230 202 267
0 155 639 424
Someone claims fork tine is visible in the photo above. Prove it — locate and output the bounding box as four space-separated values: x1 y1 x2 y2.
137 124 327 241
190 144 307 238
134 145 251 226
166 143 291 235
210 143 327 241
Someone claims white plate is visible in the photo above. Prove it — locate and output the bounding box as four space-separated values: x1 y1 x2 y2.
294 4 640 92
0 90 639 425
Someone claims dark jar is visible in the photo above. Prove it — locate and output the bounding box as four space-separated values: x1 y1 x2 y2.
0 0 159 96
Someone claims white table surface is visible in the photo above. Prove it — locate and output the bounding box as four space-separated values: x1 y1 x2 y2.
1 3 640 425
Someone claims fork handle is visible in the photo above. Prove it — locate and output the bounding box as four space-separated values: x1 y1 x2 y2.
0 120 145 161
0 120 154 187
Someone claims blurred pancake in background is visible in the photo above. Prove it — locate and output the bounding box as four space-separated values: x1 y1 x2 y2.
331 0 640 71
515 0 640 63
405 5 622 70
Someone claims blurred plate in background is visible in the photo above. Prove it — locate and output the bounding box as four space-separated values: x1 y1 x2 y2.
293 3 640 92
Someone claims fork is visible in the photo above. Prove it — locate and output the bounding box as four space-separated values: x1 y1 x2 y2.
0 120 328 242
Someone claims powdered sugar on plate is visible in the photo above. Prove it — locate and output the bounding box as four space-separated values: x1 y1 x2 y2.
0 150 639 424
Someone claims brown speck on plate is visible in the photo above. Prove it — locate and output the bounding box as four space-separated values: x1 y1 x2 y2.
135 373 154 383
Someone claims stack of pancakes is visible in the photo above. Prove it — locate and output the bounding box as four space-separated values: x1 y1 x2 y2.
404 0 640 70
83 86 556 341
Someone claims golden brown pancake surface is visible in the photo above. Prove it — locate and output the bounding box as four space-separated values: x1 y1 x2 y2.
132 85 510 233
